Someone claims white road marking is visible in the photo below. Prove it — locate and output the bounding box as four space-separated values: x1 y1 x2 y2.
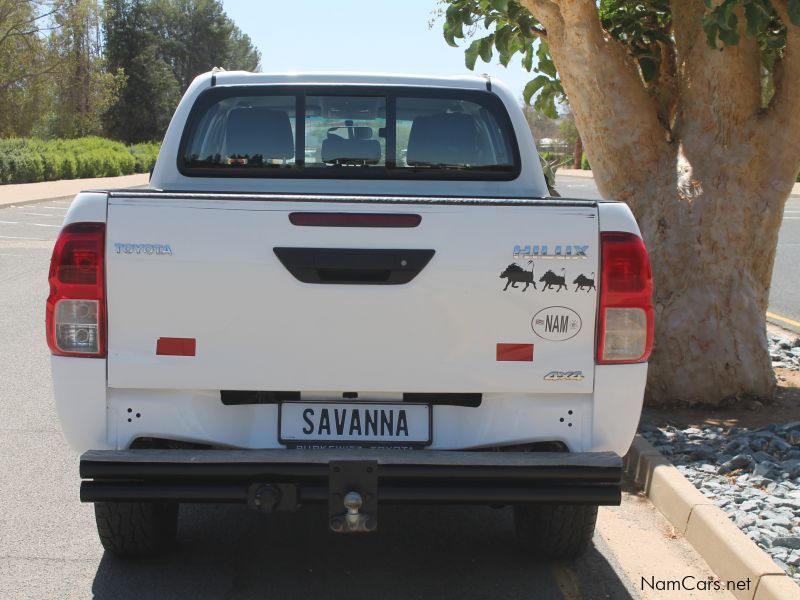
0 253 25 257
24 212 59 217
26 223 61 228
0 220 20 224
0 235 49 240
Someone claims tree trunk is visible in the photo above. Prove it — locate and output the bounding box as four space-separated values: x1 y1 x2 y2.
573 136 582 170
520 0 800 405
636 155 784 405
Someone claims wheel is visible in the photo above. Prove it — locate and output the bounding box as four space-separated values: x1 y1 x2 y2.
94 501 179 557
514 504 598 559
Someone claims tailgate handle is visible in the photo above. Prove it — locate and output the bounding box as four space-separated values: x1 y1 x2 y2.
273 248 435 285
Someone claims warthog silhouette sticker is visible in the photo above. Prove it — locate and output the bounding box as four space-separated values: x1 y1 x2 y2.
500 262 536 291
573 272 596 292
539 269 567 292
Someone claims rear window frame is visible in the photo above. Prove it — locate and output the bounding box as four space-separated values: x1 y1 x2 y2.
176 84 522 181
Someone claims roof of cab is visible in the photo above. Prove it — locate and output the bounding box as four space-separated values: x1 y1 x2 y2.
201 70 492 90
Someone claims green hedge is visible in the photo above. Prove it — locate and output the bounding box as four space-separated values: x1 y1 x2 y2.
0 137 160 184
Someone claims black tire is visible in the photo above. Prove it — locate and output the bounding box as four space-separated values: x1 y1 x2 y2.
514 504 598 559
94 501 179 557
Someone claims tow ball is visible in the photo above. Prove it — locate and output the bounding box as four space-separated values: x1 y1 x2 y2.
329 460 378 533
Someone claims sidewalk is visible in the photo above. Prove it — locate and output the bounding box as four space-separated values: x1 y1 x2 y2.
558 168 800 195
557 168 595 179
0 173 149 208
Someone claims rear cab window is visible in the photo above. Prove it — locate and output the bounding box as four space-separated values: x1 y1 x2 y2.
179 86 520 180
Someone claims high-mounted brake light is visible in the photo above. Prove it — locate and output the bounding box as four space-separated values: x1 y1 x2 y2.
289 212 421 228
596 231 654 364
46 222 106 357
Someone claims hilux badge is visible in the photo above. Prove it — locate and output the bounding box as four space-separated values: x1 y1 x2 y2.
514 245 588 260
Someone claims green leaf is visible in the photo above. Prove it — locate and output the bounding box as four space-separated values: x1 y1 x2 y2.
718 24 740 45
465 39 481 70
789 0 800 26
535 42 557 77
479 36 493 62
522 45 533 71
443 23 458 48
638 56 658 82
743 3 761 37
534 86 559 119
489 0 510 11
704 21 720 47
522 75 550 105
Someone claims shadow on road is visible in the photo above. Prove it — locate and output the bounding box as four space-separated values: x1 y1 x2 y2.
92 504 634 599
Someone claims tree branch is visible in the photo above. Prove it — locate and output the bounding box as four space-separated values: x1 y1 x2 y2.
519 0 670 209
765 2 800 132
523 0 561 25
671 2 762 150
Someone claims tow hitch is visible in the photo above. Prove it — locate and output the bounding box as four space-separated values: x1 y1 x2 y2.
328 460 378 533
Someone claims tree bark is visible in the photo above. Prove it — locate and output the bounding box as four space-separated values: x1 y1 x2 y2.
573 135 582 170
519 0 800 405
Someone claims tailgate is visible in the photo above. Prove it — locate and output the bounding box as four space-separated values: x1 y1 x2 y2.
105 195 599 394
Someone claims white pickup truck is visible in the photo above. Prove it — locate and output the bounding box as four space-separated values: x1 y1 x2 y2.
47 71 653 559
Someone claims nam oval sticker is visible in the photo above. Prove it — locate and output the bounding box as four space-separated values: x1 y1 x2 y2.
531 306 582 342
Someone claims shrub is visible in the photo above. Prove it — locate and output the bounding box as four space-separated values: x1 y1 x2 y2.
129 142 160 173
581 153 591 170
0 137 160 184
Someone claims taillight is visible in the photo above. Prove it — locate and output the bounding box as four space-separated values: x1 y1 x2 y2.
46 222 106 357
596 231 653 364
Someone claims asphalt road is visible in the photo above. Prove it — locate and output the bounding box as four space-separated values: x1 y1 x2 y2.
0 193 735 599
557 174 800 333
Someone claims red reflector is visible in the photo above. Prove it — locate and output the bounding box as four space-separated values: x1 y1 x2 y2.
156 337 196 356
496 343 534 362
289 212 421 228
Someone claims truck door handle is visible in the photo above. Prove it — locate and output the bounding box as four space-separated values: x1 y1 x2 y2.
273 248 435 285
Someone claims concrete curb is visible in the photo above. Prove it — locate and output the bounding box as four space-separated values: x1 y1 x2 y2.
624 435 800 600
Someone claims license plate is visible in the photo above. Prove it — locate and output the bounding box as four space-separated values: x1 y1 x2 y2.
279 402 431 446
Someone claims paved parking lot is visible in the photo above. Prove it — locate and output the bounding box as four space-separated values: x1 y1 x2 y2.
0 192 732 599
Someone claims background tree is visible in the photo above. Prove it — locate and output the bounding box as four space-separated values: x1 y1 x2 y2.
557 111 582 169
49 0 125 137
103 0 179 142
0 1 59 136
443 0 800 406
103 0 261 143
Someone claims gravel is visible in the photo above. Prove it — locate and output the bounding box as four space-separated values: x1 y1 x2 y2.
769 333 800 371
641 420 800 583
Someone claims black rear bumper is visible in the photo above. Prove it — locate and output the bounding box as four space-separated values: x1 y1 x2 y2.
80 448 622 506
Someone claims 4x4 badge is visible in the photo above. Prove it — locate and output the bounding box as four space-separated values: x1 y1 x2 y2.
544 371 585 381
